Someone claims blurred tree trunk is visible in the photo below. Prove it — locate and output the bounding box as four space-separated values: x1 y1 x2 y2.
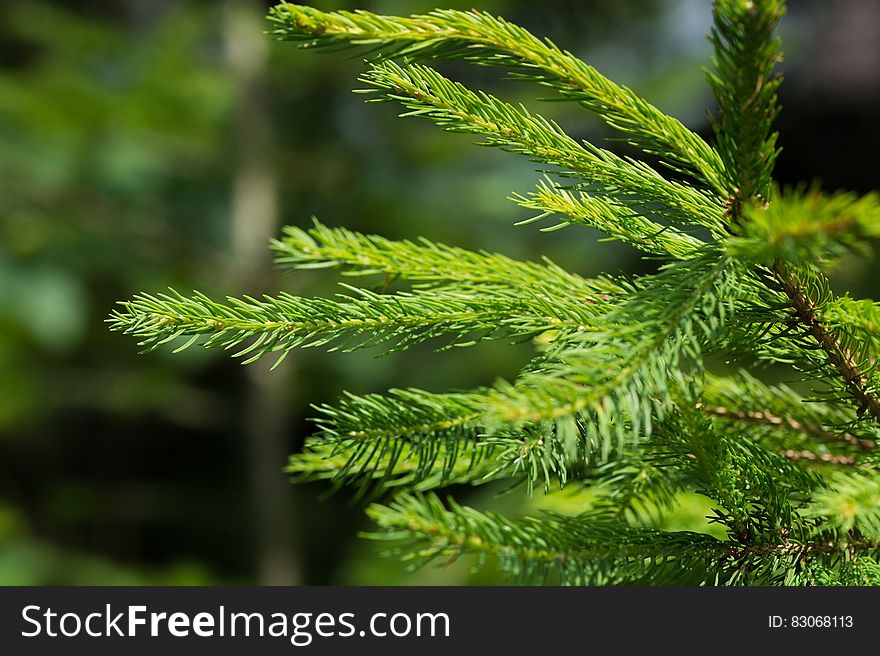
224 0 301 585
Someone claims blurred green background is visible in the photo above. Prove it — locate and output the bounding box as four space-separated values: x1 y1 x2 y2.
1 0 878 584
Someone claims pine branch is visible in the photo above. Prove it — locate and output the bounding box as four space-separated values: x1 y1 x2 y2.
703 405 869 448
108 1 880 586
802 557 880 585
587 439 690 524
585 398 824 543
708 0 786 205
511 179 705 259
360 61 725 231
296 388 487 490
699 370 878 451
108 283 614 366
365 492 727 585
822 296 880 362
726 186 880 266
772 261 880 423
729 253 880 429
268 3 727 193
710 52 880 425
707 408 875 465
486 250 736 432
803 470 880 541
296 387 617 494
484 416 604 494
366 493 877 585
272 218 621 300
287 435 504 493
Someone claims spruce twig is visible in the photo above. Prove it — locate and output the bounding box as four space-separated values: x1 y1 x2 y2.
772 261 880 423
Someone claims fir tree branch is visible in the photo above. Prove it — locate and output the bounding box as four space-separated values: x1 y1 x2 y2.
108 283 612 365
268 3 727 193
312 388 485 445
272 218 620 301
360 61 725 231
703 405 874 451
720 168 880 428
802 470 880 541
726 186 880 266
702 404 875 450
587 441 689 524
511 179 705 259
801 557 880 585
299 387 608 494
108 1 880 585
727 264 880 428
728 537 880 558
487 250 735 431
654 409 822 540
823 296 880 358
365 493 727 585
301 388 488 490
286 435 504 492
708 0 786 205
699 369 878 450
366 493 879 585
772 261 880 423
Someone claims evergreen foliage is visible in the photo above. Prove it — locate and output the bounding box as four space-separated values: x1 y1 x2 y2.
110 1 880 585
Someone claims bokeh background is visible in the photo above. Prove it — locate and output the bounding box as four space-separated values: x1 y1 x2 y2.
1 0 878 585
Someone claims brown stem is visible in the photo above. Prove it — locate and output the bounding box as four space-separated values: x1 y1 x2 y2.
778 449 857 466
729 536 879 559
772 261 880 423
700 404 875 451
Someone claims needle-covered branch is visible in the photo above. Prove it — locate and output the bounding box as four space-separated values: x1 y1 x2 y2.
365 492 728 585
772 264 880 423
108 283 613 366
730 262 880 425
803 471 880 541
269 3 727 193
286 437 506 493
708 0 785 205
272 218 621 299
366 493 880 585
360 61 725 231
487 251 736 433
726 187 880 266
291 387 488 491
512 179 705 259
700 370 879 452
